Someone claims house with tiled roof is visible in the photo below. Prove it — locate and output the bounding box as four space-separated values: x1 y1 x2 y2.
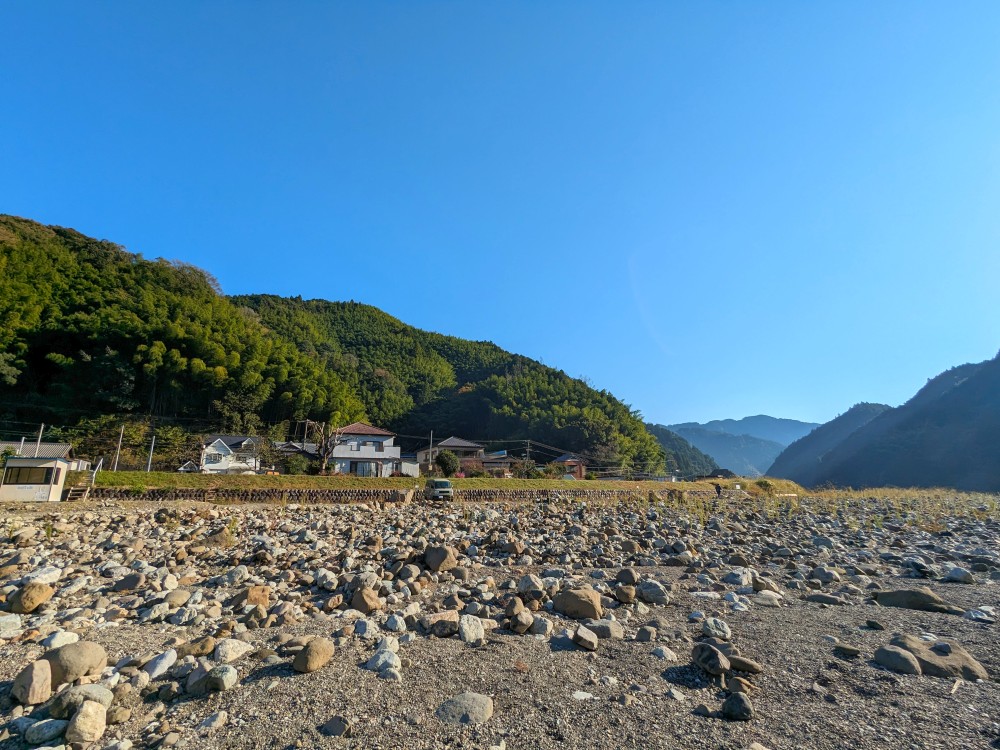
554 452 587 480
199 435 262 474
330 422 414 477
416 436 486 468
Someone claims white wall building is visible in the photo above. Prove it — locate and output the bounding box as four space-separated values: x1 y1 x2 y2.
199 435 262 474
330 422 409 477
0 457 71 502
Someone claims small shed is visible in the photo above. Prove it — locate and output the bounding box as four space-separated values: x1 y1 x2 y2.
0 457 71 502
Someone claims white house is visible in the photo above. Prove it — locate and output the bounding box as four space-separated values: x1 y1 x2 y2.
199 435 262 474
330 422 413 478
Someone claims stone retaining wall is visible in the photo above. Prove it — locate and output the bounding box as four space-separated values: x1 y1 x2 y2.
86 487 719 504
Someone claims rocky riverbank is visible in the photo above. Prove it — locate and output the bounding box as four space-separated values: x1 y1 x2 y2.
1 496 998 749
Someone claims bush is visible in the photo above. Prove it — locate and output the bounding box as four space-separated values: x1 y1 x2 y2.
434 450 460 477
283 454 310 475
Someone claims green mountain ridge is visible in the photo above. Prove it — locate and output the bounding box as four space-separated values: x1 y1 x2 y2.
0 215 678 474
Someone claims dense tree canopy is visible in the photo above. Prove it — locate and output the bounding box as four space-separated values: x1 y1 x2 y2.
0 216 364 427
1 216 681 474
236 295 667 473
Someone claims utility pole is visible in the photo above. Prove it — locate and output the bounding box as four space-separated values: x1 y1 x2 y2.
526 439 531 462
146 434 156 472
112 424 125 472
428 431 433 469
34 424 44 457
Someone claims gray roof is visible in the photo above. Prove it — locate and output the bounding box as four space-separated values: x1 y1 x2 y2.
0 441 73 459
204 435 259 450
436 436 485 450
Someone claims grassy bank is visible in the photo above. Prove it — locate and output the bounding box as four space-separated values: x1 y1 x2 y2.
84 470 737 493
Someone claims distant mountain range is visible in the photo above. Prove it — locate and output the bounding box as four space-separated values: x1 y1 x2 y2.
767 356 1000 491
669 415 820 446
661 415 820 477
644 424 717 478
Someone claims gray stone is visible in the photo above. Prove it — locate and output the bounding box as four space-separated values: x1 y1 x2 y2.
203 665 238 692
874 645 922 675
435 692 494 725
42 641 108 686
143 649 177 680
24 718 70 745
572 625 599 651
637 580 671 605
214 639 253 663
692 643 730 675
320 715 354 737
945 567 975 584
721 692 754 721
0 612 21 636
50 684 114 719
199 710 229 730
585 619 624 640
701 617 731 640
459 614 485 645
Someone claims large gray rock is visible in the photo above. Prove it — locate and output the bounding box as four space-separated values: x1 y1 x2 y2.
874 587 964 615
214 639 254 663
50 684 114 719
637 580 671 605
890 635 988 681
24 718 69 745
435 692 494 725
692 643 730 676
722 692 754 721
143 649 177 680
41 641 108 686
12 660 51 705
459 615 486 646
874 645 922 675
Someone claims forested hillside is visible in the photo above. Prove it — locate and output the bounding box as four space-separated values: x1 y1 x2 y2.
644 423 717 478
766 402 890 484
0 216 364 432
234 296 667 474
0 216 672 474
768 358 1000 491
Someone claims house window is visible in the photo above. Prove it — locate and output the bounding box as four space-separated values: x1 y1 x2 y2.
3 467 54 485
205 453 223 464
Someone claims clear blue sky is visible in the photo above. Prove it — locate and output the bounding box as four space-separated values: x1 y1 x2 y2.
3 2 999 425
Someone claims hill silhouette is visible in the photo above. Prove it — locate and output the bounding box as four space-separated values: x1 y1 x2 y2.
0 215 675 473
768 358 1000 491
766 403 890 484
